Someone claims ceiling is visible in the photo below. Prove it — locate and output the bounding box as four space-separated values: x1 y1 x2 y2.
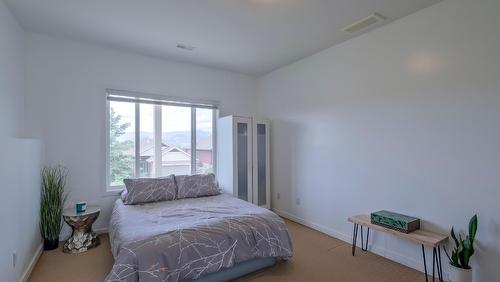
5 0 440 76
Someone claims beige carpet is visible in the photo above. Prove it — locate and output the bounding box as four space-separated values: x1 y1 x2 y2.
29 219 427 282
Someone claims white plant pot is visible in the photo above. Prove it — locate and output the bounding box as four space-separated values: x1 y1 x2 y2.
449 264 472 282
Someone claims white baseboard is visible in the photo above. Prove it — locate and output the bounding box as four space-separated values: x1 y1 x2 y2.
95 227 109 235
272 208 449 281
20 243 43 282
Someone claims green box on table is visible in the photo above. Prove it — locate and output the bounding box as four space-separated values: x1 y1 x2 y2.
370 210 420 233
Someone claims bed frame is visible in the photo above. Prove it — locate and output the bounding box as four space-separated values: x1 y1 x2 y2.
194 257 276 281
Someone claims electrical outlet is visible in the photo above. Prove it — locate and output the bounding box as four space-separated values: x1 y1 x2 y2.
277 192 280 200
295 198 301 205
12 251 16 268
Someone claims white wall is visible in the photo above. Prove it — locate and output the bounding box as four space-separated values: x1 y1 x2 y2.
0 0 24 138
0 1 43 281
24 32 259 234
258 0 500 281
0 139 43 282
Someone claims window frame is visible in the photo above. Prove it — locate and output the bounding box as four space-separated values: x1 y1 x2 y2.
105 89 218 193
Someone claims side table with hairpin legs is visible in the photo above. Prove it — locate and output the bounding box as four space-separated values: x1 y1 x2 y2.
349 215 448 282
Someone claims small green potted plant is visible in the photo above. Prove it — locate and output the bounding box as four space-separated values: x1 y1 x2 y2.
445 214 478 282
40 166 67 250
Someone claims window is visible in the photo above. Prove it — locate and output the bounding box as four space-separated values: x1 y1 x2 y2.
106 89 217 191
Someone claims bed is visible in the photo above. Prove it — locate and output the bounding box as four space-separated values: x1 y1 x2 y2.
106 193 293 282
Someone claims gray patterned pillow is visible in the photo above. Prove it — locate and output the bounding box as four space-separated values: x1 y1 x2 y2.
122 175 177 205
175 174 220 199
120 189 128 201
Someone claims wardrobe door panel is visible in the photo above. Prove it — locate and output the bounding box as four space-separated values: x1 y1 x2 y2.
235 118 253 202
253 120 270 209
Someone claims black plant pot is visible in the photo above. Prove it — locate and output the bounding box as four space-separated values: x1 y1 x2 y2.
43 238 59 250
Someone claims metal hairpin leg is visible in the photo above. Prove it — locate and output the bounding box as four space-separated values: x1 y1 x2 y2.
422 245 443 282
352 224 370 256
352 224 358 256
433 248 436 282
437 246 443 281
360 226 369 251
422 245 428 282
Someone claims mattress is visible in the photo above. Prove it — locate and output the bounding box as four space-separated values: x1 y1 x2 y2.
106 193 293 281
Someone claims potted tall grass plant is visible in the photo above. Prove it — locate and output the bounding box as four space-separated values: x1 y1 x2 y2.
445 214 478 282
40 166 67 250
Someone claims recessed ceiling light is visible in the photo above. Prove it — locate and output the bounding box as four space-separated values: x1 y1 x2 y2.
342 13 385 34
176 43 195 51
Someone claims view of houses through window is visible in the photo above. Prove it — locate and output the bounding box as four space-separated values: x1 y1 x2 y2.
108 100 215 188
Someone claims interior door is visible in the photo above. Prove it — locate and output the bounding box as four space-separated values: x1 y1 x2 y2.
253 119 270 209
234 117 253 203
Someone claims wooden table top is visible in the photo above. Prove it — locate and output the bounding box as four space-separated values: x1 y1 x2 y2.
348 214 448 247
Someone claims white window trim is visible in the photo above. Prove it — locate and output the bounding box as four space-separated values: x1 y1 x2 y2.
154 105 162 177
191 107 197 175
104 98 122 196
106 88 219 109
105 89 218 194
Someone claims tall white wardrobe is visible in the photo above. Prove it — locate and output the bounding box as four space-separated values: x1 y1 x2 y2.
217 115 270 209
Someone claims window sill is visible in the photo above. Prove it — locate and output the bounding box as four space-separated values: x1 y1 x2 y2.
102 187 124 198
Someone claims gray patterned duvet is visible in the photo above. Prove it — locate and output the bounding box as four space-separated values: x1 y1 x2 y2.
106 193 293 282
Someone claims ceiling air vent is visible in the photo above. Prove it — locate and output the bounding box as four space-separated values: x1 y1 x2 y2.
176 43 195 51
342 13 385 34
